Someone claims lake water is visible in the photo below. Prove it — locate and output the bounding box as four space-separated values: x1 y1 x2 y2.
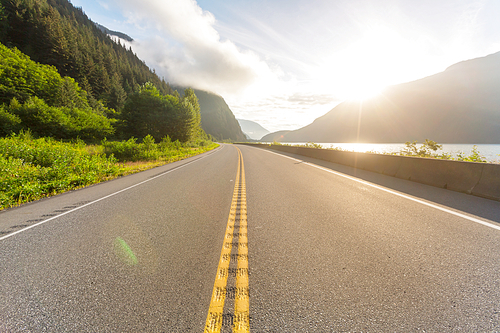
273 143 500 163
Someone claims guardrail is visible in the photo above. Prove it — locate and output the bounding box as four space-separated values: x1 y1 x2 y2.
238 143 500 201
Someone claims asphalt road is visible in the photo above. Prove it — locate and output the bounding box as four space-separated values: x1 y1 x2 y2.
2 144 500 332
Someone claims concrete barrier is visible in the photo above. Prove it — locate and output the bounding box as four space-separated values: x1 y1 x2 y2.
352 152 402 176
237 143 500 201
394 156 484 194
473 164 500 200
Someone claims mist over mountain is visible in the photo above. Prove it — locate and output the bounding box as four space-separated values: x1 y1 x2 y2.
95 23 133 42
237 119 270 140
264 51 500 143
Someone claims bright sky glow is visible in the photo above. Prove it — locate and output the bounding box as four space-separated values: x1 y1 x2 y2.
70 0 500 132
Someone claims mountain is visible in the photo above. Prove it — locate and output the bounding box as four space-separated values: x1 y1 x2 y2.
0 0 174 111
174 86 246 141
260 130 291 142
0 0 245 142
269 51 500 143
193 90 246 142
95 23 133 42
237 119 270 140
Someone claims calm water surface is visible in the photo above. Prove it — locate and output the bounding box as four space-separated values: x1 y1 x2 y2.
276 143 500 163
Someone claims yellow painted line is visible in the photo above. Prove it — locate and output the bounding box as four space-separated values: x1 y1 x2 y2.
205 147 251 333
204 150 241 333
234 148 250 333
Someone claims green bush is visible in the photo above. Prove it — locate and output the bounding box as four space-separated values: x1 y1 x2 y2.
7 97 114 141
0 105 21 135
0 44 61 105
399 140 487 162
456 145 487 163
400 139 442 157
0 43 116 142
102 135 187 162
297 142 323 149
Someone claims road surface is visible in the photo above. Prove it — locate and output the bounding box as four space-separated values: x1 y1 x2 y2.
1 144 500 332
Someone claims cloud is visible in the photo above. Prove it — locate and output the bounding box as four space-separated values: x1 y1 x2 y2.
287 93 340 106
114 0 280 96
97 1 109 10
226 92 341 133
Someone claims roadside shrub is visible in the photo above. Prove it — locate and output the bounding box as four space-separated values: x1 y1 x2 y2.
399 139 442 157
7 97 114 142
398 140 488 162
102 135 188 162
0 132 218 209
102 137 140 161
0 105 21 135
298 142 323 149
456 145 487 163
0 133 119 209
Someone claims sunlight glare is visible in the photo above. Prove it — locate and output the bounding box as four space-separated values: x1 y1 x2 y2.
315 25 429 101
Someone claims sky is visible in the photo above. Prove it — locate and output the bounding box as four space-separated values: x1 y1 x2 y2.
70 0 500 132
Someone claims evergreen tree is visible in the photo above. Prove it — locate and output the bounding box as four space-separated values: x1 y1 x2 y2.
121 83 201 142
0 0 174 106
0 0 209 142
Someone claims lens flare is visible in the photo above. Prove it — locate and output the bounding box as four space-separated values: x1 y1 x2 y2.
113 237 138 266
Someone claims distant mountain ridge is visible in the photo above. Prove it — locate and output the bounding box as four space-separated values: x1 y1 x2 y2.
263 51 500 144
174 88 246 142
237 119 270 140
261 130 291 142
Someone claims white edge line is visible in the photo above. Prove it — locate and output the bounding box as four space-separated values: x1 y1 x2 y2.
259 148 500 232
0 146 223 241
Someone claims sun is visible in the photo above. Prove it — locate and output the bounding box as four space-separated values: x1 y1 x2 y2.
316 26 414 102
342 80 386 101
316 69 388 102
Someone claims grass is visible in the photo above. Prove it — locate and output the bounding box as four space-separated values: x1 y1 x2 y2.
0 132 218 210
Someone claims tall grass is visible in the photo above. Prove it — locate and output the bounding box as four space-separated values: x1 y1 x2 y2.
0 132 218 210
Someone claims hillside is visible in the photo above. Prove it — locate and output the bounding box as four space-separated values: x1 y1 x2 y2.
194 90 246 142
268 51 500 143
173 87 246 141
0 0 244 142
237 119 270 140
0 0 173 110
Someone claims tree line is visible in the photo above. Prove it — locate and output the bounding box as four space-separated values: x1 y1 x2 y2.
0 43 203 143
0 0 206 143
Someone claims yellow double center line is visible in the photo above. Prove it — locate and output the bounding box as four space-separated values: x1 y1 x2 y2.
205 147 250 333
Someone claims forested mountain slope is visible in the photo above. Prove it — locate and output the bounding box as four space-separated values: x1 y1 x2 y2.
174 87 246 142
0 0 172 112
0 0 245 141
0 43 114 141
193 90 246 142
